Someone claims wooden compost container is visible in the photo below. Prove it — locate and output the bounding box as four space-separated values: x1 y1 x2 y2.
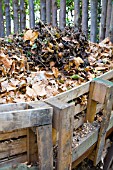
45 69 113 170
0 101 53 170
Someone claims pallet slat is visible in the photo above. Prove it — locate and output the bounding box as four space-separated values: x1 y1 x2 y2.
0 129 27 141
0 137 27 160
72 112 113 163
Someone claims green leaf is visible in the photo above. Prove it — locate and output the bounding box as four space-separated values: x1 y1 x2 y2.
71 74 80 80
31 43 37 49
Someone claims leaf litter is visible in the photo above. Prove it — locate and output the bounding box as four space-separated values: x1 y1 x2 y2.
0 23 113 104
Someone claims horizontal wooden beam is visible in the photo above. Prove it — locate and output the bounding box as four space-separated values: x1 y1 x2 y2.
0 102 52 132
72 112 113 163
45 70 113 103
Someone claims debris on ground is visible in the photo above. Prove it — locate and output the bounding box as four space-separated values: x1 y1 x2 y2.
0 23 113 103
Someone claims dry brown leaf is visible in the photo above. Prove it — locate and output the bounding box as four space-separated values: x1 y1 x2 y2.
73 57 84 68
50 61 55 68
24 30 38 45
32 83 47 97
26 86 36 98
0 53 12 68
52 67 59 78
44 72 54 79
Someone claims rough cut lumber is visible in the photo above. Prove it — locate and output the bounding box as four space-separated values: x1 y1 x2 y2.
0 154 27 169
46 100 75 170
93 79 113 165
36 125 53 170
72 112 113 164
27 128 38 163
0 101 52 132
0 137 27 159
0 129 27 141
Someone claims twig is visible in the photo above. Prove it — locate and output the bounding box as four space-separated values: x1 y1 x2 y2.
39 19 59 47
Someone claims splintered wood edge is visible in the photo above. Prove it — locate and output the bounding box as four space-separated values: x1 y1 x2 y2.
72 112 113 163
45 70 113 103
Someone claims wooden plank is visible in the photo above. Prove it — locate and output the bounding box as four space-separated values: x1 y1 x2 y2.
45 70 113 103
0 129 27 141
36 125 53 170
94 84 113 165
72 112 113 163
74 116 85 130
27 128 38 163
0 154 27 168
0 137 27 160
85 82 97 123
0 101 50 112
0 103 29 112
0 164 38 170
57 104 75 170
72 126 99 162
72 144 96 168
0 107 52 132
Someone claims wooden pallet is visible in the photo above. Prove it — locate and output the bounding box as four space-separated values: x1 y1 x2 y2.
0 101 53 170
45 70 113 170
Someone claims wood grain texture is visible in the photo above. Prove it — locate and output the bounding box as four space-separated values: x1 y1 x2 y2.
36 125 53 170
0 154 27 168
0 137 27 159
27 128 38 163
0 129 27 141
72 112 113 164
57 104 75 170
85 81 97 123
0 107 52 132
94 85 113 165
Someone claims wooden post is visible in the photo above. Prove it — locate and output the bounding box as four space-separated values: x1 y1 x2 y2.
46 99 75 170
85 81 97 122
27 128 38 163
36 125 53 170
94 85 113 165
86 78 113 165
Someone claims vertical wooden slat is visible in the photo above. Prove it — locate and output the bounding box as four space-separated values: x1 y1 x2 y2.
85 81 97 122
27 128 38 163
57 104 74 170
94 86 113 165
36 125 53 170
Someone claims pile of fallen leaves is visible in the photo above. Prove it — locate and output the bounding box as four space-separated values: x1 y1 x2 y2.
0 22 113 104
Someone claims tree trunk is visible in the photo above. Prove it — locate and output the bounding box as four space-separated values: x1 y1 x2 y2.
59 0 66 30
99 0 108 42
13 0 19 33
0 0 4 37
4 0 11 36
46 0 51 24
20 0 26 31
105 0 112 38
90 0 98 42
82 0 88 38
40 0 46 23
74 0 80 31
29 0 35 28
109 2 113 43
52 0 57 27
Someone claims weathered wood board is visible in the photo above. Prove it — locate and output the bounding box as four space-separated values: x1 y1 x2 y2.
72 112 113 163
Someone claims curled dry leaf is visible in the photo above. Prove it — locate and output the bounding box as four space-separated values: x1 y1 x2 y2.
52 67 59 78
26 86 37 98
32 83 47 97
73 57 84 69
0 53 12 69
24 30 38 45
